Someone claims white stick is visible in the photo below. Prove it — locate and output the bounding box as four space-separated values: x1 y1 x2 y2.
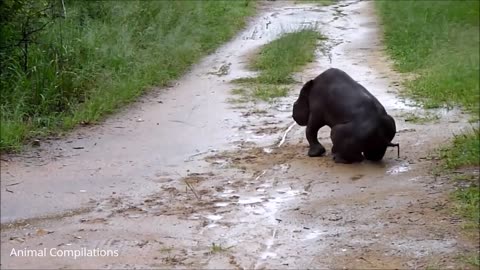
277 122 296 147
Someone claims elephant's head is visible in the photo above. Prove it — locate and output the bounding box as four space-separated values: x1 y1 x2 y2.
292 80 314 126
363 114 398 161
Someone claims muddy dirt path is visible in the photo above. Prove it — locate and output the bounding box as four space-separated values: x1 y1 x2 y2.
1 1 476 269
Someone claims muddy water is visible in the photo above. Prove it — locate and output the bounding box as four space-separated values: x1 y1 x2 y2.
1 1 476 269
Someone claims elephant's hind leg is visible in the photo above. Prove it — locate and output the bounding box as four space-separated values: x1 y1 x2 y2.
306 117 326 157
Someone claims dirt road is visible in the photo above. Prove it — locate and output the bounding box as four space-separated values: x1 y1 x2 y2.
1 1 476 269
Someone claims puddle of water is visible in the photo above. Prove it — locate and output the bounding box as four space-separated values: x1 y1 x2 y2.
258 183 272 188
218 189 239 199
238 196 265 205
387 162 411 175
263 147 274 154
206 223 219 229
247 134 268 140
205 214 223 221
273 112 292 119
251 185 303 268
256 227 278 268
408 176 422 182
304 230 324 241
214 202 230 207
273 163 290 173
273 103 291 112
189 214 201 220
219 193 239 199
260 251 277 259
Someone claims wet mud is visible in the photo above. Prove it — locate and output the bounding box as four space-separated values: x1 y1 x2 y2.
1 0 477 269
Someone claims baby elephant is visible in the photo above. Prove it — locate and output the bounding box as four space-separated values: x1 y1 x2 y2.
292 68 399 163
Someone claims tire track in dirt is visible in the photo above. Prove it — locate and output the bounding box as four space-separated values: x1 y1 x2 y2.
1 0 476 269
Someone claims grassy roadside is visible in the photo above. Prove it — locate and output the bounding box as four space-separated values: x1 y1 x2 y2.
376 1 479 113
0 1 255 151
376 0 479 265
232 29 324 101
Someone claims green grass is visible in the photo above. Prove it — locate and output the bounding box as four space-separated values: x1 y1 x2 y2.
0 1 255 151
441 130 480 170
439 130 480 255
210 242 231 254
376 1 479 113
401 111 440 124
441 130 479 232
232 28 324 101
454 186 480 227
228 88 251 104
229 84 289 102
462 254 480 268
251 29 324 84
253 85 289 101
376 1 479 264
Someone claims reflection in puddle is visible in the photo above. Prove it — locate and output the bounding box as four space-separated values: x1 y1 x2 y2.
387 163 410 175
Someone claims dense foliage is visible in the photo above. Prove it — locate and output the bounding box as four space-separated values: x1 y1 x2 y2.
0 0 254 150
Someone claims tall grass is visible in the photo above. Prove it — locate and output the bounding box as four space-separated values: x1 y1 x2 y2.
0 1 254 151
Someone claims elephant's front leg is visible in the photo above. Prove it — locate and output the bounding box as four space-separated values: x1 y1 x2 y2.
306 117 326 157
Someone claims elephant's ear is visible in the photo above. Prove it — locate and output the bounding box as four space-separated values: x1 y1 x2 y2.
292 80 314 126
299 80 314 98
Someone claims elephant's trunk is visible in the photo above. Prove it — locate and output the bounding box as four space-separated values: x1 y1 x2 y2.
387 142 400 158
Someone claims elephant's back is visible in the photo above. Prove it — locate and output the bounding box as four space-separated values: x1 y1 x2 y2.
310 68 386 124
